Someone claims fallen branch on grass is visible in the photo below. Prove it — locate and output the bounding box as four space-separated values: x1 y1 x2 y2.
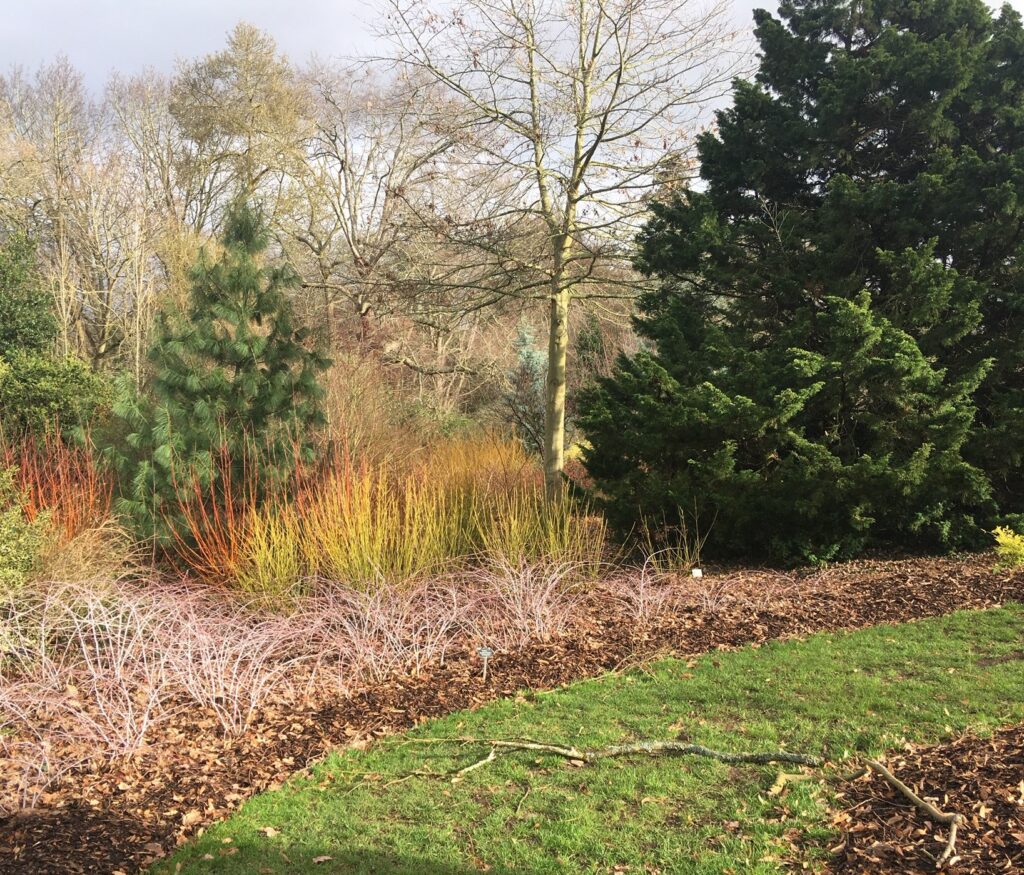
387 735 966 866
865 758 960 867
397 735 822 783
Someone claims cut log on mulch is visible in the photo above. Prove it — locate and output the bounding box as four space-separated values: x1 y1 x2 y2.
1 554 1022 875
829 724 1024 873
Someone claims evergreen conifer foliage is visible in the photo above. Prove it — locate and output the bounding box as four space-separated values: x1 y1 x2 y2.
0 233 55 358
504 324 547 455
579 0 1024 563
113 202 328 543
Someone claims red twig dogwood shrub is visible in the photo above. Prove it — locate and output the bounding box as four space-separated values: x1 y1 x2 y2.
169 447 260 585
0 432 113 545
161 432 604 593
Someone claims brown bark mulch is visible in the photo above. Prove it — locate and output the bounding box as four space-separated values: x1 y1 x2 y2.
828 724 1024 873
1 554 1022 874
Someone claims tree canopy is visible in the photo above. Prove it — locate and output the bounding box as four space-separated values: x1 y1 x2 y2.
0 234 109 435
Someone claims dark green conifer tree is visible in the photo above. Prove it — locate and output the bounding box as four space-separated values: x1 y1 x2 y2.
580 0 1024 562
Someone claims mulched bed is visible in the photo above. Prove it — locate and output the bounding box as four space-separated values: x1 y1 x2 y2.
829 725 1024 873
2 554 1022 874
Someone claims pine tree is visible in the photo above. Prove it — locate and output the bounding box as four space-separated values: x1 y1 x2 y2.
580 0 1023 562
112 202 328 543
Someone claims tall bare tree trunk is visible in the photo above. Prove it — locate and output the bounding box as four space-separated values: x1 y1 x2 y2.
544 282 571 498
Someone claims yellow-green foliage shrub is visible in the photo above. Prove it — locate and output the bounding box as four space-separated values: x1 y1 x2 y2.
235 502 306 605
415 434 605 572
299 465 465 587
0 466 50 590
993 526 1024 570
475 484 606 575
213 434 605 591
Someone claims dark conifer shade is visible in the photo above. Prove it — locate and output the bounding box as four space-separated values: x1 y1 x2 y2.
579 0 1024 563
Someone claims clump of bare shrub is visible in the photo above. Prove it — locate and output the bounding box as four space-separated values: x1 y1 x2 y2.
166 598 309 737
0 579 316 810
0 725 86 815
1 582 172 758
0 557 600 806
610 562 800 620
465 560 586 649
603 563 677 624
300 580 467 689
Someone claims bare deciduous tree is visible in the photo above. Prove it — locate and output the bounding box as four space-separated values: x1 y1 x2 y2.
284 68 451 339
170 23 311 215
381 0 747 492
0 60 158 370
281 64 518 413
109 70 224 233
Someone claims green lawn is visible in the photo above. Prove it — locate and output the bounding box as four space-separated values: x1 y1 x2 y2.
160 605 1024 874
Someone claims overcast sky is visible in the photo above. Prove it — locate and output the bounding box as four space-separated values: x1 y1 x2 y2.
2 0 1023 91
